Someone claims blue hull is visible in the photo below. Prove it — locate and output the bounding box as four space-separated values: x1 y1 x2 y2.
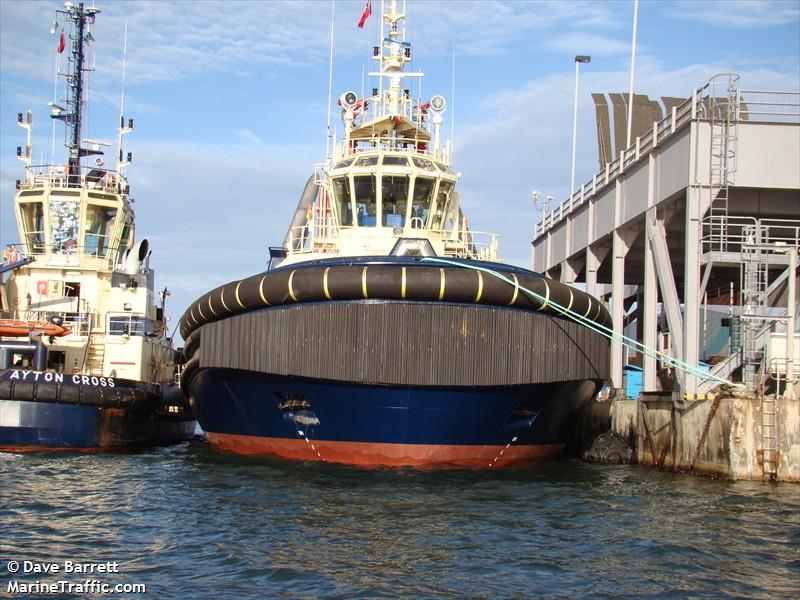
0 399 196 451
190 369 599 467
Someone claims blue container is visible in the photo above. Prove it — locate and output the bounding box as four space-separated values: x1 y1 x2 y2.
624 364 643 399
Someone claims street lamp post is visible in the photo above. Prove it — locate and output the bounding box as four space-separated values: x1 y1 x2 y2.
570 55 591 211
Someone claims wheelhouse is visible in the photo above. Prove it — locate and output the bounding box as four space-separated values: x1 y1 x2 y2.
327 152 459 232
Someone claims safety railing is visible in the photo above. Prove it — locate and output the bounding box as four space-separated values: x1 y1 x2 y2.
17 164 129 194
284 224 499 262
11 243 122 270
17 309 99 337
701 216 800 255
740 90 800 122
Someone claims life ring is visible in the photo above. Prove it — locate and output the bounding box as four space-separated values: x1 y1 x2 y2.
13 297 20 306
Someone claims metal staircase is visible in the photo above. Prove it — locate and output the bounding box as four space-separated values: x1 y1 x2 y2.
85 336 105 375
741 235 770 392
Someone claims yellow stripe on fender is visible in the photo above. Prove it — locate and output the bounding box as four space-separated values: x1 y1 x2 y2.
287 271 298 302
220 289 231 313
234 281 245 308
538 280 550 311
323 267 332 300
438 268 446 300
474 271 484 303
362 266 369 298
260 275 271 305
508 273 519 306
401 267 407 299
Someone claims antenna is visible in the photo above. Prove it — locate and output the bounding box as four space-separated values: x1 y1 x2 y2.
115 19 133 176
50 20 61 166
450 44 455 164
325 0 335 159
53 2 100 184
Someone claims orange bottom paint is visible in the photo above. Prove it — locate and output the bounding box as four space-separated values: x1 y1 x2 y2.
206 432 565 468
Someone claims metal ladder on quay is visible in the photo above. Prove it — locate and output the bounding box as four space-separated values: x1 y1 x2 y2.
760 390 779 480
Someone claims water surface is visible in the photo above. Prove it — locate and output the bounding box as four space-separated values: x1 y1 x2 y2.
2 443 798 598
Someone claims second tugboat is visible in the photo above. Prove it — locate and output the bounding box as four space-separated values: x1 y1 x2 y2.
0 3 195 451
179 1 610 468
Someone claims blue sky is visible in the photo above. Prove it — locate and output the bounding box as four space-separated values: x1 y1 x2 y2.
1 0 798 339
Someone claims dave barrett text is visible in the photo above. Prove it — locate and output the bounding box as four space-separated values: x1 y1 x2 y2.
7 560 121 574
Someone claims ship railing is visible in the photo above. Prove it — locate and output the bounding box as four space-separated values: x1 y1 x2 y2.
535 79 800 238
331 135 448 164
19 309 99 337
14 242 121 270
358 93 429 133
17 164 129 194
284 224 499 261
440 230 500 261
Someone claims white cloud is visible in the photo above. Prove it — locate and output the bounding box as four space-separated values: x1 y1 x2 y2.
544 32 631 57
234 128 263 144
666 0 800 28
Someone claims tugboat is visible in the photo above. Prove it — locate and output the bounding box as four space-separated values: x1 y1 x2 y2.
179 1 610 468
0 2 195 451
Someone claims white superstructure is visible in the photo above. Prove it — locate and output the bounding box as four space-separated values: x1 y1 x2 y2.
278 0 498 267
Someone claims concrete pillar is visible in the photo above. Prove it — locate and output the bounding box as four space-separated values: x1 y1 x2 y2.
611 230 636 391
586 246 599 298
786 248 797 399
684 186 702 396
561 258 577 285
561 255 584 285
643 210 658 392
546 230 552 271
643 149 658 392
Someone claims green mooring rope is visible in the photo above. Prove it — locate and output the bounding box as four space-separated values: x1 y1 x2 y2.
420 257 740 388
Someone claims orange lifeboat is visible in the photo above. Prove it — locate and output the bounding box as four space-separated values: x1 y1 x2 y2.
0 319 71 338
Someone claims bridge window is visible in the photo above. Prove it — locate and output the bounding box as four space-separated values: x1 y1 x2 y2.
382 175 409 227
49 195 80 254
332 177 353 226
354 175 377 226
84 205 118 258
108 314 152 336
354 155 379 167
383 155 408 166
412 157 435 171
334 158 354 169
431 180 454 230
410 177 435 228
115 221 133 267
19 201 45 254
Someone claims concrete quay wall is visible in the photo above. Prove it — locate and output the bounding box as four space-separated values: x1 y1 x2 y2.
610 396 800 482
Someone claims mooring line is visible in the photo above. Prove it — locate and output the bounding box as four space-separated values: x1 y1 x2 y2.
420 257 740 388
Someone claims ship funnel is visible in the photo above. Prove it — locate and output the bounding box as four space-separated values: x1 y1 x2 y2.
124 238 149 274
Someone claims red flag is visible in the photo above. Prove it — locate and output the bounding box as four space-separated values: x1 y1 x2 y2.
357 0 372 29
57 29 65 53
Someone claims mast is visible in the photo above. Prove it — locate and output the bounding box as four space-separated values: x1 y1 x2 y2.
54 2 100 183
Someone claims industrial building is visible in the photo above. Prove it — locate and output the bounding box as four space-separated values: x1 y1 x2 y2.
531 75 799 481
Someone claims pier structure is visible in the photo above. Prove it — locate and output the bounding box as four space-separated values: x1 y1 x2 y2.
531 75 800 480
